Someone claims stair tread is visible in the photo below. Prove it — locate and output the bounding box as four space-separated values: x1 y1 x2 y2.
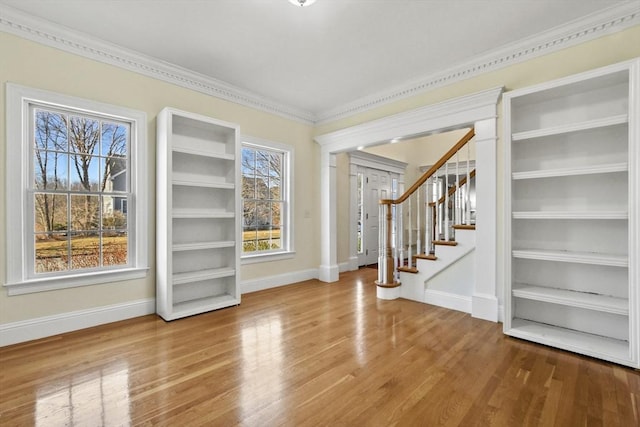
414 254 437 261
433 240 458 246
397 266 419 274
452 224 475 230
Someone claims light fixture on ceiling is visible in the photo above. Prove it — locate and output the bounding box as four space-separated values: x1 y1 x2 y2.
288 0 317 6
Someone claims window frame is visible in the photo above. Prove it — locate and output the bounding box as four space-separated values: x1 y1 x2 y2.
5 83 148 295
240 136 294 263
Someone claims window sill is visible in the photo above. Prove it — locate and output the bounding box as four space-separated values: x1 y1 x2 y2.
241 251 295 265
4 267 149 296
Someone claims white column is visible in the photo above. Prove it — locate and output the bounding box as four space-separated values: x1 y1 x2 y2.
348 163 359 271
472 118 499 322
319 149 339 282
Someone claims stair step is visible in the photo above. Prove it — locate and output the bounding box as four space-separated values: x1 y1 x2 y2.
397 266 419 274
453 224 475 230
433 240 458 246
414 254 437 261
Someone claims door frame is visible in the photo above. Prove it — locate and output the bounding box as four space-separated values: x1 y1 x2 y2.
349 152 407 268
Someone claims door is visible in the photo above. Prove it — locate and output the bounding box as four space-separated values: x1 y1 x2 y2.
358 167 391 266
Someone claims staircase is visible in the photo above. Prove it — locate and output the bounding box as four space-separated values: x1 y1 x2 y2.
375 128 477 313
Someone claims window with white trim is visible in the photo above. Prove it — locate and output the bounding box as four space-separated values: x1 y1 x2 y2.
241 138 293 260
5 84 148 295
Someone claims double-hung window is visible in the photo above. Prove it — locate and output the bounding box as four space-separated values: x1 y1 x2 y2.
241 137 293 261
5 84 148 295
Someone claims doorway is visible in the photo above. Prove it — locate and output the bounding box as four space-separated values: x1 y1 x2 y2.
349 151 406 269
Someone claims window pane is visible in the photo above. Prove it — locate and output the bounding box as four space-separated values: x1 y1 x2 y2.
35 193 68 233
35 110 67 152
269 152 282 178
102 196 128 229
242 230 257 252
34 151 68 190
69 154 100 191
243 200 257 230
70 232 100 270
71 195 100 231
241 148 255 175
101 157 128 193
255 201 270 230
256 151 270 177
269 176 281 200
102 231 127 267
242 175 256 199
35 233 69 273
256 177 269 200
101 122 128 157
268 227 282 250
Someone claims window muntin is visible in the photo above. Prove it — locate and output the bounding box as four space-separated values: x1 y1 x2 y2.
241 142 290 256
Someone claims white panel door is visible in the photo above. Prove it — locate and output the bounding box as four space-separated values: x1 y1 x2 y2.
360 168 390 266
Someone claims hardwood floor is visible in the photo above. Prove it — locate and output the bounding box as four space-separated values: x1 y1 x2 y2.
1 268 638 426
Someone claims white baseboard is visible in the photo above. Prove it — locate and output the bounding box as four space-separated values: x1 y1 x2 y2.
424 289 472 313
0 298 155 347
338 261 352 273
241 268 319 294
471 293 500 322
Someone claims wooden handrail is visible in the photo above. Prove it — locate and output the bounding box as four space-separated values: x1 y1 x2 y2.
428 169 476 207
380 127 475 206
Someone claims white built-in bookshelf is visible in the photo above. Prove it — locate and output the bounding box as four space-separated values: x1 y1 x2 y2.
503 58 639 368
156 108 241 320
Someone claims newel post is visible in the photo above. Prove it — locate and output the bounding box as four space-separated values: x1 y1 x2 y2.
376 200 400 296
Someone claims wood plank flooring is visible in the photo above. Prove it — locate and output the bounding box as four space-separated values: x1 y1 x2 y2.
1 268 638 426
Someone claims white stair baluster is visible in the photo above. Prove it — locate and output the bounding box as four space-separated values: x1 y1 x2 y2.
416 189 421 256
444 163 449 241
456 150 460 228
466 142 471 225
407 195 412 269
424 183 429 256
433 173 440 242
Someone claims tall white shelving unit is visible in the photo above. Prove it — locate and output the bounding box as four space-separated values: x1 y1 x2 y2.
156 107 241 321
503 59 639 368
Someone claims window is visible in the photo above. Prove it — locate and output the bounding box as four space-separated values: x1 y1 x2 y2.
5 84 148 295
241 137 293 261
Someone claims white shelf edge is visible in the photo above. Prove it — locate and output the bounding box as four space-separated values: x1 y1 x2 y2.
512 284 628 315
172 241 235 252
512 114 628 141
167 294 239 320
172 176 235 190
512 162 628 180
172 267 236 285
506 319 632 366
512 249 628 267
512 210 628 219
172 209 235 219
172 146 235 161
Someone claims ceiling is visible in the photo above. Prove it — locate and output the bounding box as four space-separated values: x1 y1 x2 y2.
0 0 634 121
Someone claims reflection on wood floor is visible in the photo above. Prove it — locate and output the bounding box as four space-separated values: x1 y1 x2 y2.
0 268 638 426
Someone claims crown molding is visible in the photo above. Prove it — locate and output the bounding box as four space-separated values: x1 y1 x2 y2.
315 2 640 124
1 3 638 126
0 5 316 124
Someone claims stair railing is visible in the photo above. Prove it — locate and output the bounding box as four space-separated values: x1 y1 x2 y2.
377 128 476 287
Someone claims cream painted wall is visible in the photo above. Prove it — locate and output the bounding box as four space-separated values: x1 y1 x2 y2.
317 25 640 307
0 32 319 325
